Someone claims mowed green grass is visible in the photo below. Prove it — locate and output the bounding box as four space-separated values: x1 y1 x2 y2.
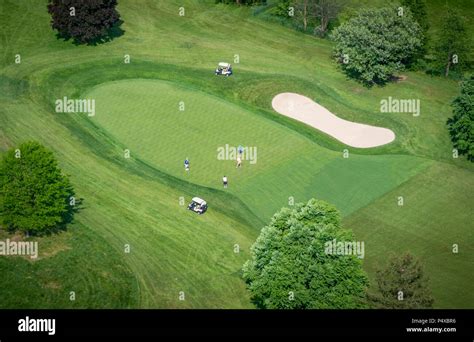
0 0 472 309
0 97 257 308
344 162 474 308
0 224 138 308
88 79 431 220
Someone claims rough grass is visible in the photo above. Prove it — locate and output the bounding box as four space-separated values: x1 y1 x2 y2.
344 162 474 308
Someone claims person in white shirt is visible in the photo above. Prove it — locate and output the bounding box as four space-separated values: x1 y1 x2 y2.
222 175 228 188
236 156 242 168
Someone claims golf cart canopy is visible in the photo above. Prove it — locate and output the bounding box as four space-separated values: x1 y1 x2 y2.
191 197 207 206
218 62 231 68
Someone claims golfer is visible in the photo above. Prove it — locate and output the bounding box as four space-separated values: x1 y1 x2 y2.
184 158 190 171
223 175 228 188
236 156 242 168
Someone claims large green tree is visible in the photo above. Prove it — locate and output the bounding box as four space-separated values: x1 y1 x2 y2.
367 253 434 309
47 0 122 44
447 76 474 162
330 6 423 85
433 7 469 77
242 199 368 309
0 142 75 235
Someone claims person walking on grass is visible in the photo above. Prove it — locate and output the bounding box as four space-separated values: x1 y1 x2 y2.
236 156 242 168
184 158 190 172
223 175 228 188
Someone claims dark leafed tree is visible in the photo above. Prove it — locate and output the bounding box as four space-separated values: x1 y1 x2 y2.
243 199 368 309
433 7 469 77
47 0 122 44
447 76 474 162
0 142 75 236
367 253 434 309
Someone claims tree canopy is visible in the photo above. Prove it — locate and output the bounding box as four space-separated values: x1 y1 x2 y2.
401 0 429 48
242 198 368 309
47 0 122 44
331 6 423 85
0 142 75 235
447 76 474 162
433 7 470 77
367 253 434 308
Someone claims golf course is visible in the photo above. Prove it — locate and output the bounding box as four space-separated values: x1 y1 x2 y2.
0 0 473 309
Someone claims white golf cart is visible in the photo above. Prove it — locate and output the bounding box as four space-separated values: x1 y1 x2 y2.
187 197 208 215
215 62 233 76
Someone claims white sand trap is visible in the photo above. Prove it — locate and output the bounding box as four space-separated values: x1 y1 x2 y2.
272 93 395 148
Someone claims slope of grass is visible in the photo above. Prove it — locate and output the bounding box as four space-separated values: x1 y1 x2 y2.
0 224 138 308
0 89 258 308
344 162 474 308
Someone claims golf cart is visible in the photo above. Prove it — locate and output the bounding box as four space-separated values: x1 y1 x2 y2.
187 197 208 215
215 62 233 76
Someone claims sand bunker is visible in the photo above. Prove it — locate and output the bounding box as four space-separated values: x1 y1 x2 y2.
272 93 395 148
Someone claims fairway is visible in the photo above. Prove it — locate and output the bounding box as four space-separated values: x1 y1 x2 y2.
0 0 473 311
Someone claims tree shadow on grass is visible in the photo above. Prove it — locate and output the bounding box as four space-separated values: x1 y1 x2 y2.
58 196 85 232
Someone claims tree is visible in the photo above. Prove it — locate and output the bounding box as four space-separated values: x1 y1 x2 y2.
401 0 429 54
433 7 469 77
330 6 423 85
242 199 368 309
47 0 122 44
367 253 434 309
0 142 75 235
447 76 474 162
292 0 317 32
314 0 346 37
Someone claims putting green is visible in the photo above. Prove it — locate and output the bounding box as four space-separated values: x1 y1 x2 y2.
87 79 431 220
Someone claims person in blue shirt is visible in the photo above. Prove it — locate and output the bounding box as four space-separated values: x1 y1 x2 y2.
184 158 190 172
